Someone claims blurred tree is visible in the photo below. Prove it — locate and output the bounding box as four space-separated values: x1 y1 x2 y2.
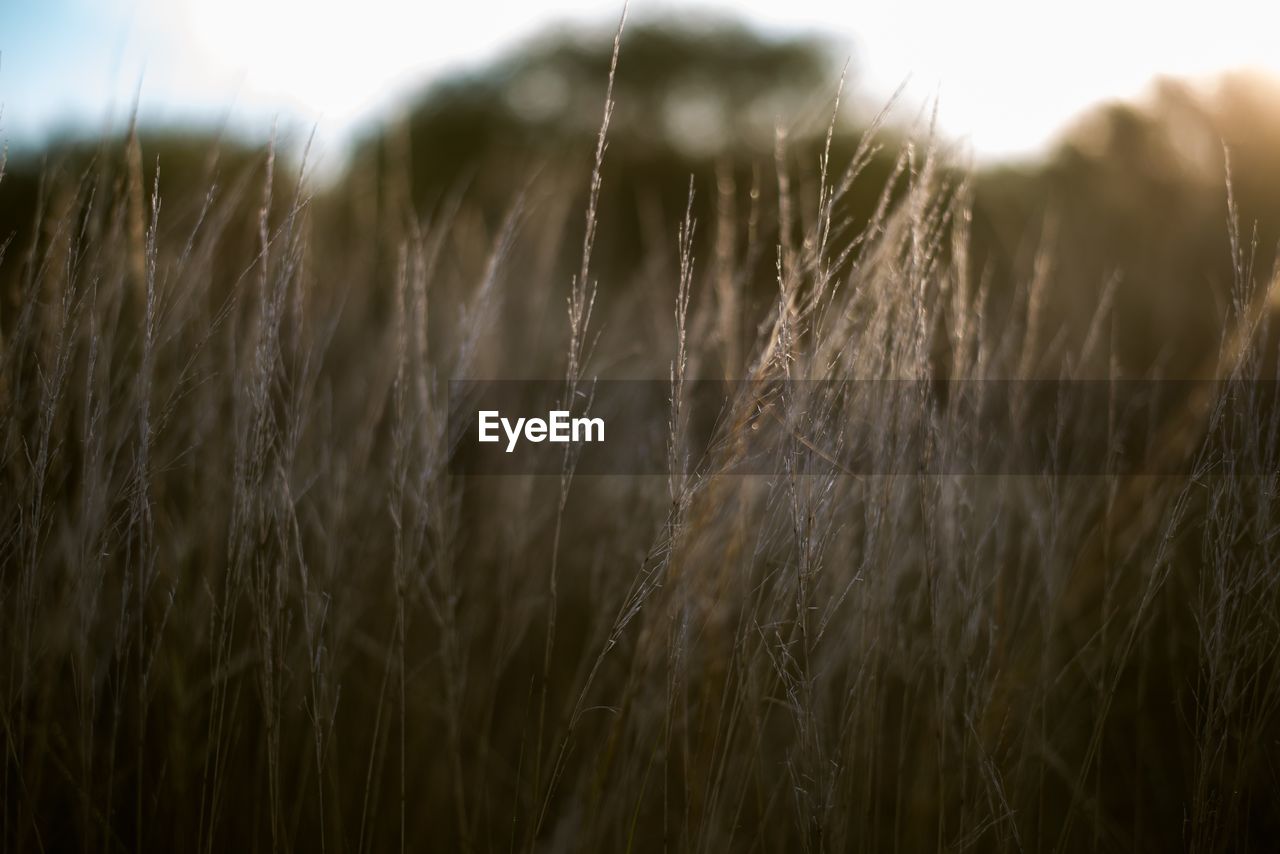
0 130 294 338
338 16 912 369
974 73 1280 375
352 18 838 204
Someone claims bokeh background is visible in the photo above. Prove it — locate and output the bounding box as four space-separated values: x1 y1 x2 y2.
7 0 1280 375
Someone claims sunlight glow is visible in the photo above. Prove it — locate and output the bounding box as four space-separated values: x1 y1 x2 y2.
4 0 1280 163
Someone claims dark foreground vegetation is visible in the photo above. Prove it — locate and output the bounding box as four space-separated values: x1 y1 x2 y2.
3 17 1280 853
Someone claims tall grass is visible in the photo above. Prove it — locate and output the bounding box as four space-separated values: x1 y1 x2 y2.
3 25 1280 853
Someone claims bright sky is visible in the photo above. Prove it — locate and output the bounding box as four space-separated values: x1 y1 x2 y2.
2 0 1278 167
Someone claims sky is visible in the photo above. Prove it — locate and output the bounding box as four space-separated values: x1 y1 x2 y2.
2 0 1279 169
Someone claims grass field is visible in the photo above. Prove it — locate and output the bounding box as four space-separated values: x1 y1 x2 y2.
3 19 1280 853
